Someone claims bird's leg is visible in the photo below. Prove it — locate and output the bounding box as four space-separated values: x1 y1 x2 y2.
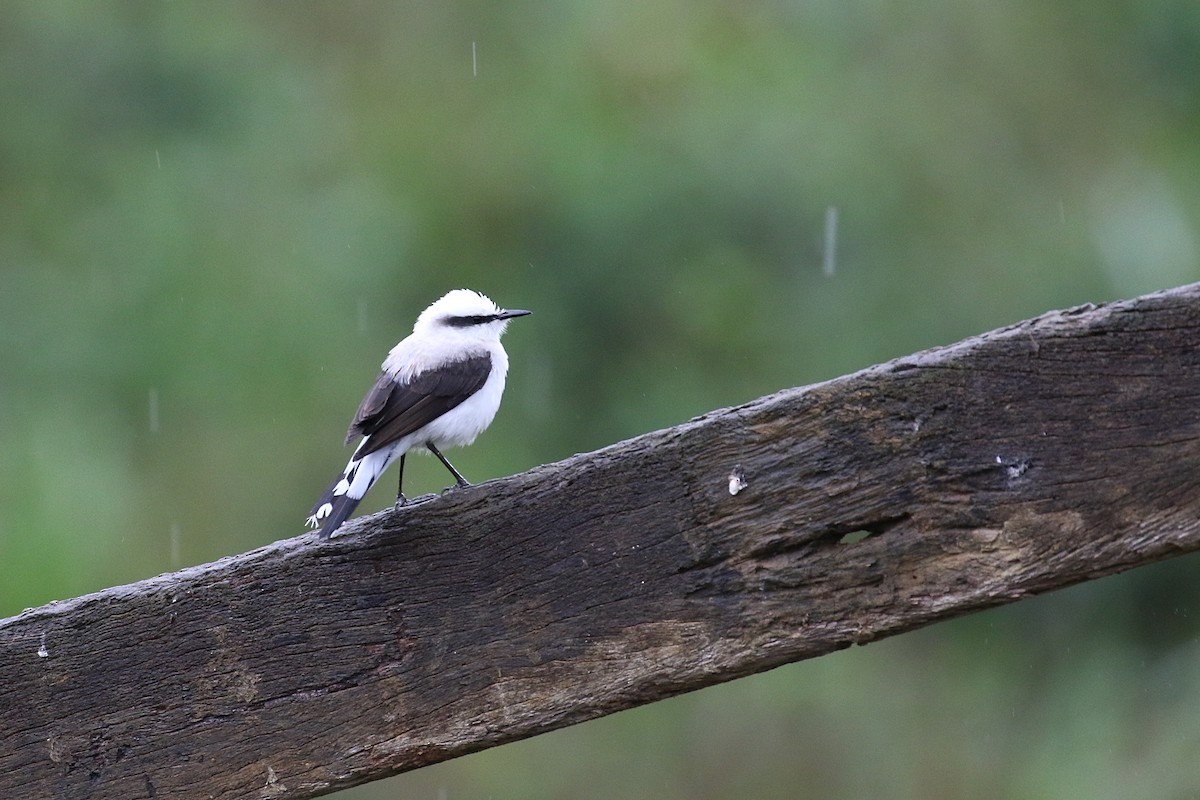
426 442 470 489
394 453 408 507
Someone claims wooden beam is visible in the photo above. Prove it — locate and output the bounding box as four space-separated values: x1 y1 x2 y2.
5 283 1200 799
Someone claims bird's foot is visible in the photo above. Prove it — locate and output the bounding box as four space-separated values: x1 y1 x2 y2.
393 493 409 509
441 480 471 495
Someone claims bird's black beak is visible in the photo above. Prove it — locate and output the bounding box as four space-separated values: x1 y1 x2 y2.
498 309 531 320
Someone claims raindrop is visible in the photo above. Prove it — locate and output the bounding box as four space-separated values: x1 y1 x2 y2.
823 206 838 277
37 632 48 658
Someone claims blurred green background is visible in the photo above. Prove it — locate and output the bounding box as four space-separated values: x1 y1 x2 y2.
3 2 1200 798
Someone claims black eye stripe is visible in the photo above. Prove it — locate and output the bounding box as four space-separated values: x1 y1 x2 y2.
444 314 497 328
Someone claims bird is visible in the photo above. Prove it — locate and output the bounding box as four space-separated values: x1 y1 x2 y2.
306 289 530 538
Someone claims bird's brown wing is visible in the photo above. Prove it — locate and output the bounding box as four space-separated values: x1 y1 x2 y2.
346 353 492 457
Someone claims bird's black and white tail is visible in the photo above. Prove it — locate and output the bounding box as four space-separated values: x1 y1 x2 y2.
306 479 361 539
306 444 398 538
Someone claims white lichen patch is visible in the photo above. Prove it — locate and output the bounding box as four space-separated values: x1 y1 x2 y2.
728 465 748 496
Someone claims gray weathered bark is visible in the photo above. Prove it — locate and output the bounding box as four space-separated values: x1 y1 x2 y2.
3 283 1200 799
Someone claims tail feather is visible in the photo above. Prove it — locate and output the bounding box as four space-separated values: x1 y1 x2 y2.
307 489 361 540
306 442 400 539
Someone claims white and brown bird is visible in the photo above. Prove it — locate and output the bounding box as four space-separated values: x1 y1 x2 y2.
306 289 530 538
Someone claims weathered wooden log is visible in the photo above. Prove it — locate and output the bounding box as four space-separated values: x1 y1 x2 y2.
4 283 1200 799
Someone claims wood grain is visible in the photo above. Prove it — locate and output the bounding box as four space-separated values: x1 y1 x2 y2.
4 283 1200 799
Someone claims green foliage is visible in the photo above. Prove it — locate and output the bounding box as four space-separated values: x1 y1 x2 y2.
2 2 1199 797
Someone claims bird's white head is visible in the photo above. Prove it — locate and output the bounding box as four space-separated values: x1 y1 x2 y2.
414 289 531 343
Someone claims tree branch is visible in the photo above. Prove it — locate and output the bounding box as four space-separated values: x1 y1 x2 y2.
5 284 1200 799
